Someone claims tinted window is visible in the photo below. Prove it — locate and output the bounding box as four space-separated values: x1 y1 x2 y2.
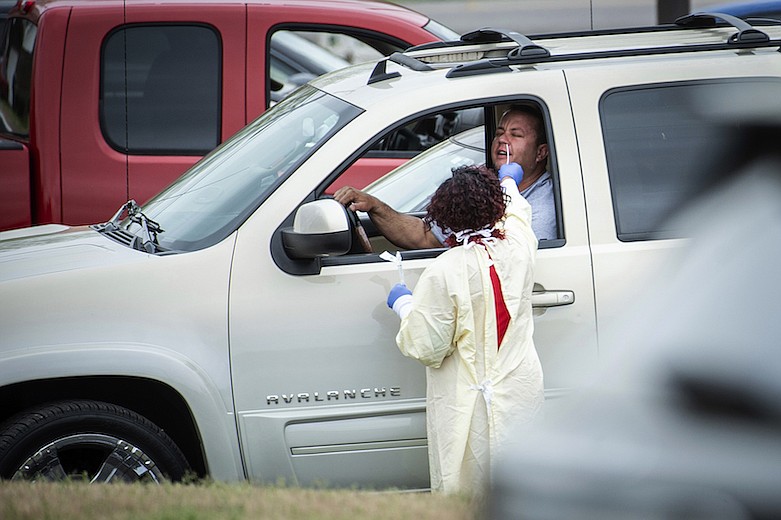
102 25 221 155
0 18 36 136
601 80 777 241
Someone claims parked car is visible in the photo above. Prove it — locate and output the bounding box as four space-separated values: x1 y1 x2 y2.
0 0 459 231
1 14 780 487
269 31 352 104
0 0 12 32
708 0 781 20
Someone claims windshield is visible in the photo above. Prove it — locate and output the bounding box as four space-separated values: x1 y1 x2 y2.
133 86 361 251
365 126 485 213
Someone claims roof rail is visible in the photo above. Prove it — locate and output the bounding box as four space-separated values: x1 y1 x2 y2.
446 40 781 79
405 27 551 56
461 27 550 58
376 17 781 84
367 52 433 85
675 11 770 43
367 59 401 85
388 52 434 72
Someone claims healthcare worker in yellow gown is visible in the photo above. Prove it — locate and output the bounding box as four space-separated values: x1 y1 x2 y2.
387 163 544 495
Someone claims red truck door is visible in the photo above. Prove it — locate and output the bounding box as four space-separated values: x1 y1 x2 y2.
58 4 246 225
246 2 449 193
0 138 30 230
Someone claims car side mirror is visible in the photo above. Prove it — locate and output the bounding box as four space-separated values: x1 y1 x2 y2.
281 199 352 259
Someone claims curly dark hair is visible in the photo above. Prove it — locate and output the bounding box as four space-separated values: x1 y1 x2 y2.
424 164 507 233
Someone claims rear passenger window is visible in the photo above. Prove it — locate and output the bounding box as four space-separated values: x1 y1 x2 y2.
601 79 777 242
102 25 221 155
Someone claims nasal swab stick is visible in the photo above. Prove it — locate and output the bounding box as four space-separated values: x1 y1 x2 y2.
380 250 405 285
505 143 509 165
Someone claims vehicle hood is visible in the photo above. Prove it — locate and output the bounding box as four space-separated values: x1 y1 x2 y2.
0 224 141 283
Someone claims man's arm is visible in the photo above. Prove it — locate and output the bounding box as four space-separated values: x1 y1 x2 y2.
334 186 443 250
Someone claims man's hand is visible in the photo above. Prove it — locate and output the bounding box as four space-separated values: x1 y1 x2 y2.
334 186 379 213
334 185 442 250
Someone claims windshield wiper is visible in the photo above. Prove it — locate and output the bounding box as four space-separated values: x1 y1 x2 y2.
93 200 165 253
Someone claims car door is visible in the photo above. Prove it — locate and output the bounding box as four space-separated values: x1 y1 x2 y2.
62 5 247 223
563 56 781 360
228 70 595 488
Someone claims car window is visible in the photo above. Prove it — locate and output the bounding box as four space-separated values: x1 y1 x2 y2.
0 0 13 44
367 108 484 157
0 17 36 136
101 24 221 155
269 31 352 104
365 126 486 213
322 100 562 258
600 78 781 242
267 29 404 106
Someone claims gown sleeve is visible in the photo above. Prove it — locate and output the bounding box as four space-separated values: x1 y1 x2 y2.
396 261 458 369
501 177 534 236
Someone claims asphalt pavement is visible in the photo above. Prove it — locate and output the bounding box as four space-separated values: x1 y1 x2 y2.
391 0 738 35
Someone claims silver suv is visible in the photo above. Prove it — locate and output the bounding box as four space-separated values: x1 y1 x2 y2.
1 12 779 487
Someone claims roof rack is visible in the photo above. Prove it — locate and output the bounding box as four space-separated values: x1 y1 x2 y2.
462 27 550 60
404 27 549 54
675 11 770 43
368 51 434 84
370 16 780 84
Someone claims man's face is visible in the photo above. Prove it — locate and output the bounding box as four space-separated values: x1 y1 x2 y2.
491 111 548 178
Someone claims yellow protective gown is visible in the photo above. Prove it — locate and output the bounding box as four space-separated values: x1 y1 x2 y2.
396 179 544 495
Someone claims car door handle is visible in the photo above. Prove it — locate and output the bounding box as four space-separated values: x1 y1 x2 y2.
532 290 575 308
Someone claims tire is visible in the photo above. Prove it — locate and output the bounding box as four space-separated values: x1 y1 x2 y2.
0 400 190 482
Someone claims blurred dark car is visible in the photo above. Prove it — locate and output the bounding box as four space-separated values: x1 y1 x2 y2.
0 1 13 39
488 82 781 520
708 0 781 19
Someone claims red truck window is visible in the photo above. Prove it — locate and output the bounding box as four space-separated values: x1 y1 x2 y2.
0 18 36 136
101 24 221 155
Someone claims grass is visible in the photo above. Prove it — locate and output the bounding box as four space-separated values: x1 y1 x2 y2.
0 481 479 520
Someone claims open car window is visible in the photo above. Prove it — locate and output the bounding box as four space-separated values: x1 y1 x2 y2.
319 100 563 265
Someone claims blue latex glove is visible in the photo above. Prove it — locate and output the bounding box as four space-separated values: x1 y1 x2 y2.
387 283 412 309
498 162 524 185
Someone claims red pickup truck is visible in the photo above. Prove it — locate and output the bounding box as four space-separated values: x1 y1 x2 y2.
0 0 455 231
